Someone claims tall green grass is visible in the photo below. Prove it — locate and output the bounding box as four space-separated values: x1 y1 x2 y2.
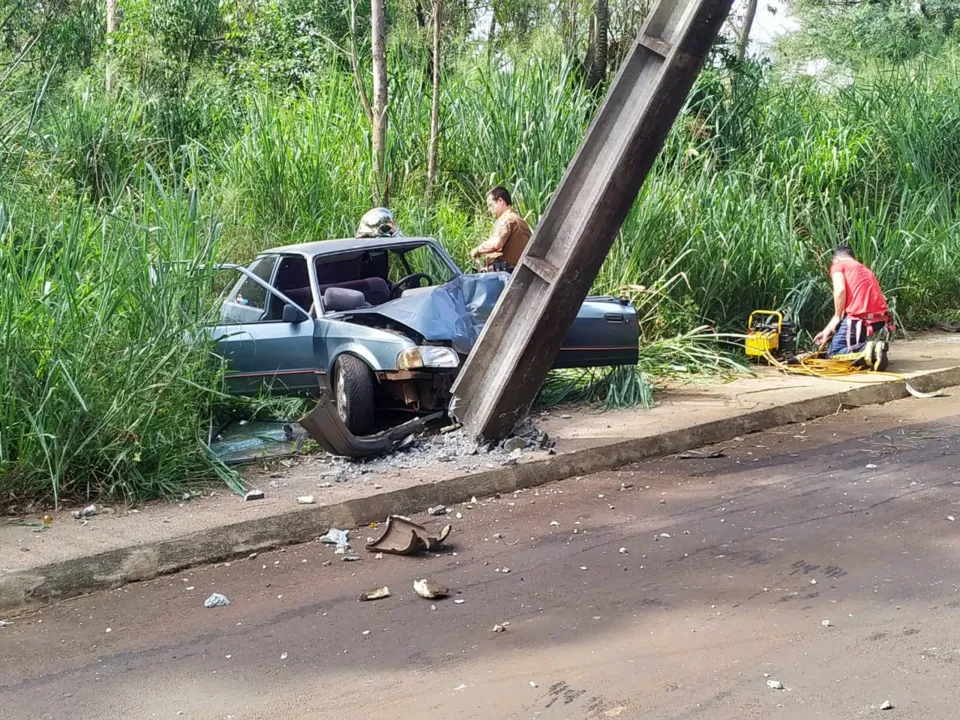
0 173 231 505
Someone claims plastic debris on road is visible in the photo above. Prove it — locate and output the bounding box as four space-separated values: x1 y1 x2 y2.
678 450 724 459
204 593 231 608
321 528 350 554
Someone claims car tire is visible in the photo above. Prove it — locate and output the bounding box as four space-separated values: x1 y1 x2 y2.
334 354 376 436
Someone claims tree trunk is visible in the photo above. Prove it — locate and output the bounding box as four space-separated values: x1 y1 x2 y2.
737 0 759 61
585 0 608 90
487 0 497 57
348 0 374 127
371 0 389 206
105 0 117 92
427 0 443 201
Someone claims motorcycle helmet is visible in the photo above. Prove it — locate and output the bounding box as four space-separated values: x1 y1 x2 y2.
356 207 401 238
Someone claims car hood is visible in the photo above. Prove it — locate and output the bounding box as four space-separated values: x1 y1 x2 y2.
340 279 486 355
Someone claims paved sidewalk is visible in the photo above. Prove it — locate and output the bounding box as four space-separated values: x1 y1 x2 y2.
2 331 959 612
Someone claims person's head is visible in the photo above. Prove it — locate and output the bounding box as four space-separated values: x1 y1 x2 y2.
833 244 855 261
356 207 400 238
486 186 513 218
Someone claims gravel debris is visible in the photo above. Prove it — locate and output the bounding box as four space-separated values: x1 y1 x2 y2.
766 680 784 690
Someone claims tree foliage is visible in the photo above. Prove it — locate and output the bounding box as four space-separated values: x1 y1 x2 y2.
784 0 960 64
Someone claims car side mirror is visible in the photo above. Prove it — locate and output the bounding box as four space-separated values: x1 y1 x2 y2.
282 304 306 324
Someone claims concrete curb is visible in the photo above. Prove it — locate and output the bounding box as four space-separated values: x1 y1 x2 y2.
3 366 959 614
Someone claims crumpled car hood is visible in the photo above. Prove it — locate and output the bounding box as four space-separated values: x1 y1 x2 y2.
340 276 501 356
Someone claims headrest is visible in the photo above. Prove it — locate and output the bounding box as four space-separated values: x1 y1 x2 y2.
323 287 367 312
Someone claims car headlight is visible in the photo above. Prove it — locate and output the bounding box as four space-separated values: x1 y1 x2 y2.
398 346 460 370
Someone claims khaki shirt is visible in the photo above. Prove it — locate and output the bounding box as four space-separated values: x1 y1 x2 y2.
482 209 532 267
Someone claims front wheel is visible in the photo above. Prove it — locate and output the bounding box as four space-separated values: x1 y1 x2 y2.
334 354 376 435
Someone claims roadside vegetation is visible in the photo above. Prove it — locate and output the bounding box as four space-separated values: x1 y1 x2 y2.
2 0 958 504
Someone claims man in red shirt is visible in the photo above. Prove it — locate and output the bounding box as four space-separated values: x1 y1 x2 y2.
813 245 892 369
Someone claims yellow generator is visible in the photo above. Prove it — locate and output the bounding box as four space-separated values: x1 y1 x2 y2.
745 310 797 361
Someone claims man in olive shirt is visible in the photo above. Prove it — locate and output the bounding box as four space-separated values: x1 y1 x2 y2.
470 186 532 271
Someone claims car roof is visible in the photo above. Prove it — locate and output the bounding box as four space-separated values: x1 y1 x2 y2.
259 236 441 258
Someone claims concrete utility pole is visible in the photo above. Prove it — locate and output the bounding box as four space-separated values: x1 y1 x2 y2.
449 0 735 442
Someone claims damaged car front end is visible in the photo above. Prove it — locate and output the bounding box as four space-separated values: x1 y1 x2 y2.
208 236 638 455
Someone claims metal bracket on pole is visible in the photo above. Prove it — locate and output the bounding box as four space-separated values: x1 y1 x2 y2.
449 0 734 443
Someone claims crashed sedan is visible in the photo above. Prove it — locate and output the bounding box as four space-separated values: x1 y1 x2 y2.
210 236 638 435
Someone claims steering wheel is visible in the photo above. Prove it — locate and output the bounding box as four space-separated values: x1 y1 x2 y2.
390 272 434 299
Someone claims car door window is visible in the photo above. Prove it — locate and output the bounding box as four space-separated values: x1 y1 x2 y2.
220 256 278 325
266 256 313 320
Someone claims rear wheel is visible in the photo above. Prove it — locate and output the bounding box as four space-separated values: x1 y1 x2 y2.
334 354 376 435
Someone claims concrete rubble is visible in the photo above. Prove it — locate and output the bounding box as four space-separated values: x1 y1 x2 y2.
413 579 448 599
310 421 550 484
359 587 391 601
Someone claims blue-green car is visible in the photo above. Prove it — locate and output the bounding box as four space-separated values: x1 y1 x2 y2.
211 236 638 435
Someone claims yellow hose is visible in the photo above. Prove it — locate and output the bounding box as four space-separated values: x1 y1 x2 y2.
760 349 941 398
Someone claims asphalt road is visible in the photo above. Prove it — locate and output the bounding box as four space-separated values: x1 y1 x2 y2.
3 392 960 720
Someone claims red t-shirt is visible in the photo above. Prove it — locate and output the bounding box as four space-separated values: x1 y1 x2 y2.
830 256 889 320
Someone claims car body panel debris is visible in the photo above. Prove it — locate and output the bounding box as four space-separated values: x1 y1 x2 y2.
366 515 451 555
320 528 350 553
204 593 230 608
413 578 449 599
298 393 442 459
359 587 391 601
